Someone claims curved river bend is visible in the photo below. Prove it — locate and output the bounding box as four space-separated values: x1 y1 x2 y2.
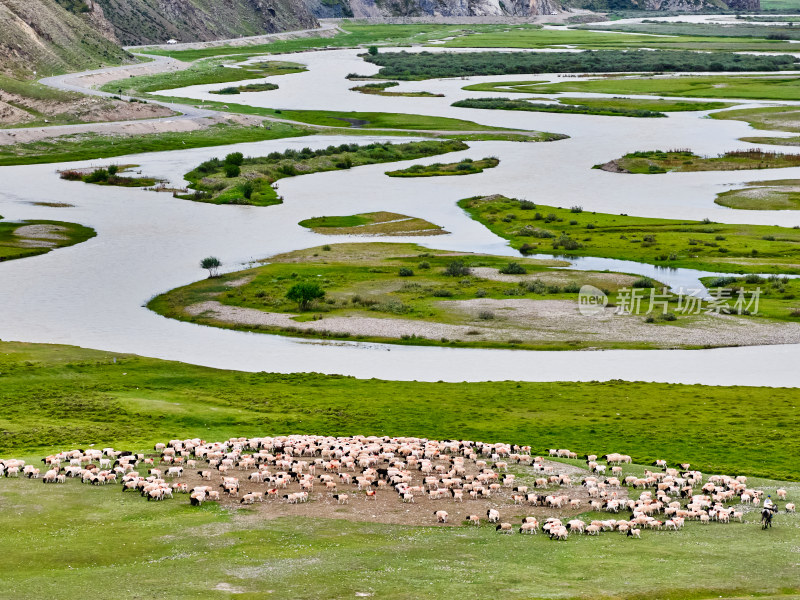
2 47 800 386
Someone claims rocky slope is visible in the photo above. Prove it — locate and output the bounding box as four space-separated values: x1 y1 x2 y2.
94 0 320 46
0 0 131 77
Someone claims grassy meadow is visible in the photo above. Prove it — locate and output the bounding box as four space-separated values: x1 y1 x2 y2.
452 97 667 118
459 195 800 275
511 75 800 102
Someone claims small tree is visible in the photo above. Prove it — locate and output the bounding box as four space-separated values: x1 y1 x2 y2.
200 256 221 278
368 46 379 56
224 164 241 178
286 282 325 310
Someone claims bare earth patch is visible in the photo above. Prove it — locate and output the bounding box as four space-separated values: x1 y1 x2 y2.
12 224 68 248
186 296 800 349
166 456 598 528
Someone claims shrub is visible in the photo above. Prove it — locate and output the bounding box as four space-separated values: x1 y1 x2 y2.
286 282 325 310
418 261 430 269
660 312 678 322
478 310 495 320
519 200 536 210
563 282 581 294
475 288 487 298
632 277 655 289
398 267 414 277
84 168 109 183
570 206 583 213
499 262 527 275
224 164 240 178
444 260 470 277
225 152 244 166
322 245 332 251
432 288 454 297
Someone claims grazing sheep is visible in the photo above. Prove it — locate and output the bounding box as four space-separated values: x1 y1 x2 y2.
487 509 500 523
585 524 601 536
333 494 349 505
434 510 448 523
777 488 787 500
786 503 796 513
496 522 513 534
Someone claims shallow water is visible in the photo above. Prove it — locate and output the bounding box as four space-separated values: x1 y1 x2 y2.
2 47 800 386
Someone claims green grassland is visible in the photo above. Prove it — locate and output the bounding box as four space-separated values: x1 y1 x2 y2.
141 23 544 61
386 156 499 177
0 340 798 478
0 474 799 600
1 340 798 598
508 75 800 101
0 121 311 166
364 50 798 81
299 212 446 236
459 195 800 274
452 97 667 118
710 105 800 134
606 149 800 174
0 218 95 262
716 179 800 210
102 59 306 96
179 140 469 206
580 21 800 41
438 27 800 52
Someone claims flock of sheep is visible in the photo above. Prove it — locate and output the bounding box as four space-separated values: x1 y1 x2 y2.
1 435 795 540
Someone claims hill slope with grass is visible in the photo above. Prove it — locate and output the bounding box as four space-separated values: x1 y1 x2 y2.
0 0 131 77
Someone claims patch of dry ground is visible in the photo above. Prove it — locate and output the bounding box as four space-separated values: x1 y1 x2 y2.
162 456 599 527
0 89 174 127
12 224 67 248
187 288 800 349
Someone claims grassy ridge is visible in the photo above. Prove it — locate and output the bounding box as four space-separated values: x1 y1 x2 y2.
0 341 798 480
386 156 499 177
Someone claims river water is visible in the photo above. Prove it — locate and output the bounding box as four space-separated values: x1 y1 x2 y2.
2 47 800 386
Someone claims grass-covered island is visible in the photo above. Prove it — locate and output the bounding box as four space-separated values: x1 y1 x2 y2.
451 97 667 118
299 212 447 236
179 140 469 206
59 164 162 188
148 242 800 350
599 149 800 174
363 50 799 80
459 194 800 275
0 217 96 262
716 179 800 210
350 81 443 97
386 156 499 177
210 82 279 94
